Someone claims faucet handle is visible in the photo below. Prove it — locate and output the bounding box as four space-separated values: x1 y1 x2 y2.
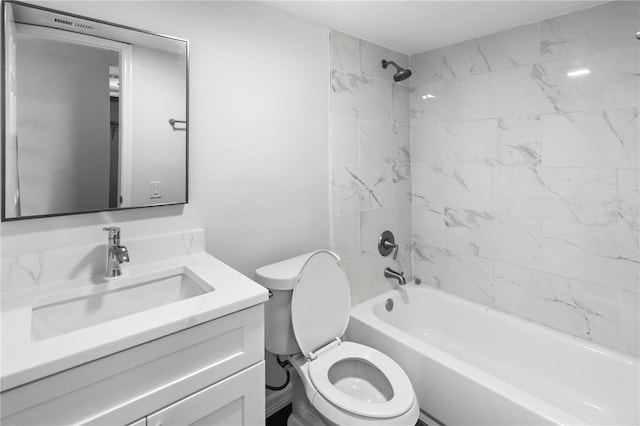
103 227 121 239
378 230 399 260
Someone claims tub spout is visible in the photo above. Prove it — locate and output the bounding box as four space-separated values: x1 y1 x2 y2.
384 267 406 285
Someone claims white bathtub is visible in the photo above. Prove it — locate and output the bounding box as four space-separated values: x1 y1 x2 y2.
347 283 639 426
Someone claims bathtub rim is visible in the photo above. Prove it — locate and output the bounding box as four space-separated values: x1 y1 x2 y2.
350 282 639 366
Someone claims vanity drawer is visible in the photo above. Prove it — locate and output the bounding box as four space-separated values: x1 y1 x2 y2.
147 361 264 426
2 304 263 425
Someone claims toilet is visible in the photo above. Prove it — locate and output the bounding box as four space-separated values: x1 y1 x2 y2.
255 250 419 426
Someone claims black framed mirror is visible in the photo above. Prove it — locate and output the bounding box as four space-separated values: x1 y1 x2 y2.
2 1 189 221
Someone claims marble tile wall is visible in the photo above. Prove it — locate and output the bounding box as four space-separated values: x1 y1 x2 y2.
330 31 412 305
410 1 640 356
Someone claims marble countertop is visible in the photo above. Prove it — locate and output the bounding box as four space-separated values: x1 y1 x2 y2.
1 232 268 391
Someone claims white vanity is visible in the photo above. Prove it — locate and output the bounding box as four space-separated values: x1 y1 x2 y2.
1 229 268 425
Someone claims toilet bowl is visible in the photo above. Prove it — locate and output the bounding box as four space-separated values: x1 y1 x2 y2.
255 250 418 426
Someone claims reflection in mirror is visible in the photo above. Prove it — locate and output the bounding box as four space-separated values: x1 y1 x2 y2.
2 1 189 221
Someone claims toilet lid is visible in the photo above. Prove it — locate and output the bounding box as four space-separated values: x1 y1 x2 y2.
291 250 351 358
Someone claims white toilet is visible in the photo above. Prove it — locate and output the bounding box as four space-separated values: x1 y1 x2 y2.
255 250 419 426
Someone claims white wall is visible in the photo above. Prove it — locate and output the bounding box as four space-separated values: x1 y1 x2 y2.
3 0 330 276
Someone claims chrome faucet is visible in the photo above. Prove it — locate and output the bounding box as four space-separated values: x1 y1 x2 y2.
384 267 406 285
104 227 129 277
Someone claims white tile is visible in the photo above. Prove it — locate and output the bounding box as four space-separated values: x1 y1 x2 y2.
331 69 392 121
542 220 640 293
411 122 443 166
342 254 402 306
492 166 618 226
406 1 640 357
615 46 640 109
331 30 358 73
496 118 541 167
490 65 556 118
332 166 393 215
620 291 640 356
331 213 360 262
443 38 490 80
411 74 492 123
443 24 539 80
413 163 492 212
341 256 376 306
393 84 410 125
618 169 639 230
410 49 443 86
360 204 412 265
412 203 446 249
492 166 548 217
444 208 543 270
443 119 498 166
535 49 631 113
360 39 410 83
478 24 540 72
412 243 494 306
392 164 411 205
541 108 639 168
411 163 448 212
360 122 409 166
540 1 640 60
540 168 617 226
443 165 493 212
331 118 359 166
494 262 621 349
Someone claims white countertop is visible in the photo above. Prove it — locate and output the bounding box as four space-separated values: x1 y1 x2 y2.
1 240 268 391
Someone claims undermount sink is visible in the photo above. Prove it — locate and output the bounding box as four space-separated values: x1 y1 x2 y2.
30 267 214 341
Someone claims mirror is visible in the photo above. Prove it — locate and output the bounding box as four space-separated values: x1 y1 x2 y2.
2 1 188 221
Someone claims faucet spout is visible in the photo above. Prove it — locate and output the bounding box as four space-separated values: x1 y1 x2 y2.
384 267 406 285
104 227 130 277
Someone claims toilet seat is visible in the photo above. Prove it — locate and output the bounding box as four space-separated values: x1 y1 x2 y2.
308 341 415 418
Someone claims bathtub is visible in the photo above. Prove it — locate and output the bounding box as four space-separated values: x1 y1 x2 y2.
346 283 639 426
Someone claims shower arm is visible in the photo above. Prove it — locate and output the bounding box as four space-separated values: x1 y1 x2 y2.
381 59 401 71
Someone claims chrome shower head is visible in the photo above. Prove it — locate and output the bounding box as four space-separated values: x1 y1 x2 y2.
381 59 412 82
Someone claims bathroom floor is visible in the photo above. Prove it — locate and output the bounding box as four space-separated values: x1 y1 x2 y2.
266 405 292 426
265 404 427 426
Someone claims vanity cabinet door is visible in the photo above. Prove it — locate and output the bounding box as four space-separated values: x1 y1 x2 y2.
146 362 264 426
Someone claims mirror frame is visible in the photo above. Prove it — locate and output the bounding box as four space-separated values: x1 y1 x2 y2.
1 0 189 221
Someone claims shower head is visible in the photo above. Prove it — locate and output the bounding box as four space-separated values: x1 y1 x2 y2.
381 59 412 82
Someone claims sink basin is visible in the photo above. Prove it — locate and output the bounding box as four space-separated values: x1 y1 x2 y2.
30 267 214 341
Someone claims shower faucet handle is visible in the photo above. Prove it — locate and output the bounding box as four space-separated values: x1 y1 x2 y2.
378 230 399 260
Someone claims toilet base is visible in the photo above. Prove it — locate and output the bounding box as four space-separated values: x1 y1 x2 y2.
288 368 327 426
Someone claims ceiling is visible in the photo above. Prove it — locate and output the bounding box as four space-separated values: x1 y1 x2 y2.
260 1 608 55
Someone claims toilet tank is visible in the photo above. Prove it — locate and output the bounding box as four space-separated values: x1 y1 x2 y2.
255 252 313 355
